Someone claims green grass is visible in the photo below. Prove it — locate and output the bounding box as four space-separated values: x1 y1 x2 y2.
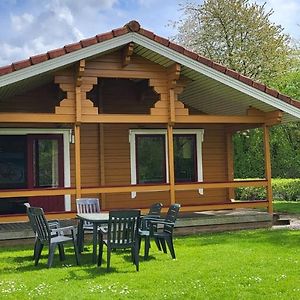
273 201 300 214
1 229 300 299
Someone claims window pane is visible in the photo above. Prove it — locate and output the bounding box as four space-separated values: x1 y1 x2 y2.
136 135 165 184
35 140 59 187
0 136 26 188
174 135 197 182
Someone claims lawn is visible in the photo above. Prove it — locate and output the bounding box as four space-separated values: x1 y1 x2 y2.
273 201 300 214
1 229 300 299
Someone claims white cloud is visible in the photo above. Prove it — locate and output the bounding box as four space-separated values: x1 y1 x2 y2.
11 13 34 32
0 0 299 66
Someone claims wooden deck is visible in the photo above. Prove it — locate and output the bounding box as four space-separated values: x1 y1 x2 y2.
0 209 273 244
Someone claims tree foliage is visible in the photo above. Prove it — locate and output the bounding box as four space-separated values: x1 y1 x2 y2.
173 0 291 83
172 0 300 179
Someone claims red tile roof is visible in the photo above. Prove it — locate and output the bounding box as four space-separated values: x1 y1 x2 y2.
0 20 299 109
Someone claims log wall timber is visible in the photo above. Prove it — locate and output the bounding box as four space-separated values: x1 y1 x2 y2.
68 123 228 210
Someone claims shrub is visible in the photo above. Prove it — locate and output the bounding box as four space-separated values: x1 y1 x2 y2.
235 178 300 201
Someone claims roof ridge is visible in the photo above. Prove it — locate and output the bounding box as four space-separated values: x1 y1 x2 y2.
0 20 299 109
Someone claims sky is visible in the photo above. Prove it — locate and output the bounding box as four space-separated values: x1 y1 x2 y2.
0 0 299 66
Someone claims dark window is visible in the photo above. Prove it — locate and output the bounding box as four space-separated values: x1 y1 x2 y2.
136 135 166 184
34 139 59 187
174 134 197 182
0 135 27 189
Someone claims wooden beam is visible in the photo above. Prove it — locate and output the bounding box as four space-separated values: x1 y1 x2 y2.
76 59 85 87
74 124 81 199
167 63 181 87
176 115 265 124
0 188 76 198
81 184 170 194
263 124 273 214
247 106 283 126
0 113 75 123
122 42 134 67
174 180 268 191
75 86 82 123
81 114 168 123
75 60 85 123
167 125 175 204
99 123 106 209
169 88 176 124
226 131 235 200
167 63 181 124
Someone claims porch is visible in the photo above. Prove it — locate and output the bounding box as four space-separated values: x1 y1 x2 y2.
0 209 273 242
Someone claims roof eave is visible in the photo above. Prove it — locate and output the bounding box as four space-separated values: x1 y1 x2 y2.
131 35 300 121
0 33 135 88
0 31 299 122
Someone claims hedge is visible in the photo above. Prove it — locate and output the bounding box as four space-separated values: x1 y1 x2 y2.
235 178 300 201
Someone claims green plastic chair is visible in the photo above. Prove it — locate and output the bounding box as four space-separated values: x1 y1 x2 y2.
76 198 101 252
27 207 80 268
138 202 163 259
98 210 140 271
25 203 60 259
140 203 181 259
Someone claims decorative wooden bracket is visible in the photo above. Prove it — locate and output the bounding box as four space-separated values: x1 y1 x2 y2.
122 43 134 67
75 60 86 123
168 63 181 125
167 63 181 88
247 106 283 126
54 59 98 119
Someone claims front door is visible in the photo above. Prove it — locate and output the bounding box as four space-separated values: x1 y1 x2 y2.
27 134 65 212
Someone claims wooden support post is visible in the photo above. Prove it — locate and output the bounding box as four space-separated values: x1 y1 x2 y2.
75 59 85 124
99 124 106 209
167 125 175 204
122 42 134 67
74 124 81 199
263 124 273 214
226 131 235 200
169 88 176 124
75 86 82 123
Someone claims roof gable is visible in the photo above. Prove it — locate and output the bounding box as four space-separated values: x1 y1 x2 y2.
0 20 299 121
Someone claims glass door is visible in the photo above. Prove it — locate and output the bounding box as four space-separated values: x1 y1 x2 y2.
27 134 65 212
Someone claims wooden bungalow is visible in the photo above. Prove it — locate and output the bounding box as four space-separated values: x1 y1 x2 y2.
0 20 300 222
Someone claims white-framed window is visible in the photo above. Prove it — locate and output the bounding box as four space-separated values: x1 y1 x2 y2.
129 128 204 198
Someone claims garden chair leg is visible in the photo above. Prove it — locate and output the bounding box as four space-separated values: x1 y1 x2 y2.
34 240 44 266
134 243 139 271
144 236 150 259
166 237 176 259
48 243 57 268
58 244 65 261
154 237 161 251
107 247 111 271
160 238 167 253
98 234 103 266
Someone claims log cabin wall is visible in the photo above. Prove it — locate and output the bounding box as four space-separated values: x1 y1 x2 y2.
0 49 229 212
68 122 228 210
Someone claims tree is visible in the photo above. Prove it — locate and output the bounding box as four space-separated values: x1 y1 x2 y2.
172 0 300 179
172 0 291 83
